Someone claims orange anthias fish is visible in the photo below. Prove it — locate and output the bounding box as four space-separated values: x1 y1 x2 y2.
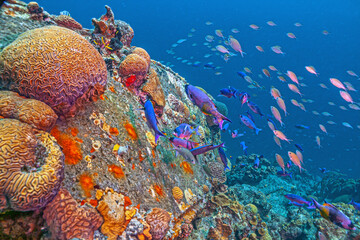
319 83 328 89
273 130 292 143
229 37 245 57
271 106 284 126
288 84 303 96
276 97 288 116
273 136 282 149
316 136 322 148
288 151 305 172
329 78 346 91
296 150 303 163
270 87 281 99
276 153 285 172
305 66 319 76
286 71 299 85
291 99 300 107
278 76 286 82
255 46 264 52
339 91 353 103
287 32 296 39
319 124 328 134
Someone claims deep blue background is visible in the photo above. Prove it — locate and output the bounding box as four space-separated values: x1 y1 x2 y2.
35 0 360 177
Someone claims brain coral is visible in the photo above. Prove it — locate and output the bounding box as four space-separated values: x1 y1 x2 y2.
133 47 151 67
0 26 107 116
43 188 103 240
119 53 149 85
0 119 64 211
0 91 57 131
145 208 171 240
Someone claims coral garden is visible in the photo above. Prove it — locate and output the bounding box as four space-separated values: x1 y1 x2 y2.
0 1 359 239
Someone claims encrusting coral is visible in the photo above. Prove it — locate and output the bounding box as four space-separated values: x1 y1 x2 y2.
54 14 83 30
0 90 57 131
0 119 64 211
43 188 103 240
0 25 107 116
142 68 165 114
119 53 149 87
145 208 171 240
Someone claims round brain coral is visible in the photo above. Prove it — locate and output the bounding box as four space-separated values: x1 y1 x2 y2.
145 208 171 240
0 91 57 131
119 53 149 85
132 47 151 67
0 26 107 116
0 119 64 211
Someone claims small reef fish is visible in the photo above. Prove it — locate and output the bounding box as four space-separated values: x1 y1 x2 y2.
305 66 319 76
288 84 303 96
285 194 312 207
274 136 282 149
271 106 284 127
316 136 322 148
262 69 271 78
319 124 328 134
329 78 346 91
185 84 231 129
216 45 230 54
237 71 247 79
267 21 276 26
255 46 264 52
219 87 237 98
295 124 309 129
218 147 230 171
174 146 196 164
273 130 291 143
271 45 285 55
173 123 200 139
229 37 245 57
349 200 360 211
253 155 262 169
169 137 199 150
239 92 250 106
190 143 225 156
249 24 260 30
342 122 353 129
247 101 264 116
60 10 71 16
295 144 303 152
240 141 248 155
144 99 165 143
287 71 299 85
311 199 356 230
286 33 296 39
296 150 303 163
276 97 288 116
275 153 285 173
339 91 353 103
319 168 329 174
270 87 281 99
240 115 262 135
230 129 244 138
246 111 255 123
288 151 304 172
277 170 292 178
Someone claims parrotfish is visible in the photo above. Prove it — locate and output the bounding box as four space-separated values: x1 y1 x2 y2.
349 200 360 211
285 194 312 207
240 115 262 135
185 85 231 129
247 101 264 116
173 123 200 140
311 199 356 230
169 137 199 150
190 143 225 156
218 147 230 171
144 99 165 143
174 146 196 164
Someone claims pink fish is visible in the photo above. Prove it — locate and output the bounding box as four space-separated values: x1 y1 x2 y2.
216 45 229 54
339 91 353 103
268 121 276 131
298 103 306 112
329 78 346 91
288 151 304 172
215 29 224 38
278 76 286 82
291 99 300 107
287 33 296 39
256 46 264 52
270 87 281 99
294 22 302 27
319 124 328 135
269 65 277 71
274 136 282 149
229 37 245 57
305 66 319 76
319 83 328 89
343 82 357 92
288 84 303 96
249 24 260 30
276 97 288 116
271 106 284 126
316 136 322 148
322 30 329 35
271 46 285 55
273 130 292 143
296 150 303 164
275 153 285 172
262 69 271 78
267 21 277 26
346 70 359 78
286 71 299 85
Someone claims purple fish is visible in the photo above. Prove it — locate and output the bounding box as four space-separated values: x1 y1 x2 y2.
311 199 356 230
219 86 237 98
185 85 231 129
238 92 249 106
230 129 244 138
349 200 360 211
277 170 292 178
144 99 165 143
247 101 264 116
246 111 255 123
240 115 262 135
190 143 225 156
285 194 311 207
253 156 260 169
173 123 200 139
169 137 199 150
218 147 230 170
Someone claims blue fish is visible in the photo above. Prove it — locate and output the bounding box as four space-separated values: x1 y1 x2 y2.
285 194 312 208
246 111 255 123
349 200 360 211
295 144 303 152
277 170 292 179
219 87 237 98
237 71 247 79
204 63 216 70
319 168 329 174
253 156 260 169
240 141 248 155
144 99 165 144
218 147 230 171
247 101 264 116
240 115 262 135
295 124 310 129
267 115 278 130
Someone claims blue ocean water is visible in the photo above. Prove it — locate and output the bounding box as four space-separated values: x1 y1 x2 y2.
36 0 360 177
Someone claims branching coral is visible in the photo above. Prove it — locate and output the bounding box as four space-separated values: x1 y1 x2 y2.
43 188 103 240
0 26 107 116
0 119 64 211
0 90 57 131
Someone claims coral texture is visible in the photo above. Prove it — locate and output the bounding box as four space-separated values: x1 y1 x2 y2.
54 15 82 30
0 119 64 211
119 53 149 85
142 68 165 113
43 188 103 240
133 47 151 67
0 26 107 116
172 187 184 203
145 208 171 240
0 90 57 131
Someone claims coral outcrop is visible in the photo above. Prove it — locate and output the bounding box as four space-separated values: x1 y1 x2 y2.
0 25 107 116
145 208 171 240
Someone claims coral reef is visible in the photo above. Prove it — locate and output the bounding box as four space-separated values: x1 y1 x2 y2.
142 67 165 115
0 25 107 116
43 188 103 240
0 119 64 211
54 14 83 30
0 90 57 131
145 208 171 240
119 53 149 88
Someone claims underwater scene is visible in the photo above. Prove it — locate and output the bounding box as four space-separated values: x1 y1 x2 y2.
0 0 359 239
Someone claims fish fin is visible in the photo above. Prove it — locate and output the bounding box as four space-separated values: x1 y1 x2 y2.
255 128 262 135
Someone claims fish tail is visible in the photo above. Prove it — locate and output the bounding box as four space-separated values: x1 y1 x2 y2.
255 128 262 135
154 130 166 144
217 115 231 130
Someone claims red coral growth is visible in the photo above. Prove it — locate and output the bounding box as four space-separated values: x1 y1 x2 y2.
124 75 137 87
124 121 138 140
50 126 83 165
124 196 132 208
79 174 95 198
154 184 164 197
109 127 119 136
70 127 79 137
0 26 107 116
181 161 194 174
108 164 125 178
43 188 103 240
54 15 82 30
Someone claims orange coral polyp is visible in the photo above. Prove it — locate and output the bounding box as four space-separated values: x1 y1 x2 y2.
154 184 164 197
108 164 125 178
181 161 194 174
124 122 138 140
50 126 83 165
79 174 95 198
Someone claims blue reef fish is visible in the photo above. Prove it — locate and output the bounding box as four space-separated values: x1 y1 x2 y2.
60 10 71 16
192 61 201 67
240 115 262 135
190 143 225 156
144 99 165 143
173 123 200 140
253 155 261 169
237 71 247 79
311 199 356 230
349 200 360 211
219 87 237 98
169 137 199 150
294 144 303 152
247 101 264 116
246 111 255 123
277 170 292 178
177 39 187 44
185 84 231 129
285 194 312 207
204 63 216 70
295 124 309 129
230 129 244 138
240 141 248 155
218 147 230 171
222 122 230 132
